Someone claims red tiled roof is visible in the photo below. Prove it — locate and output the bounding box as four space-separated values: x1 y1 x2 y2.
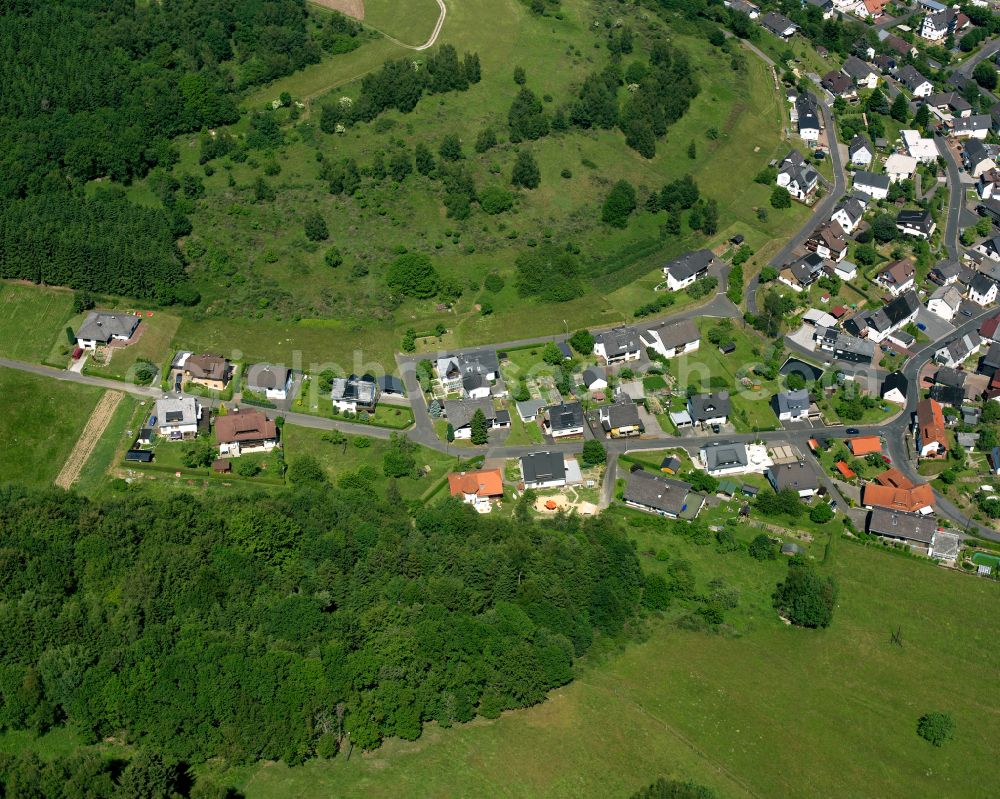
847 436 882 456
214 410 277 443
835 461 857 479
863 482 935 513
876 467 914 489
448 469 504 498
916 398 947 450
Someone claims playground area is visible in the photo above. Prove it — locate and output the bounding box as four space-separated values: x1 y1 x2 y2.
532 486 599 516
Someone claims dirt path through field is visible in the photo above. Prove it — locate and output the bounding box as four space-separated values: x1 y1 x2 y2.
54 390 123 490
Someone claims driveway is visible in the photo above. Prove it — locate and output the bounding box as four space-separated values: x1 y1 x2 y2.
914 308 955 342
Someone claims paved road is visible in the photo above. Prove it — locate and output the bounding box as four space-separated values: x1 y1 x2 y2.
936 134 964 259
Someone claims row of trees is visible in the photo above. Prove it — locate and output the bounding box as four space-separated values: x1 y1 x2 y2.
0 482 643 763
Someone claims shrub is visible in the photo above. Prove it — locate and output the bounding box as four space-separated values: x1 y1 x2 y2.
917 712 955 747
479 186 514 215
602 180 637 228
386 253 440 298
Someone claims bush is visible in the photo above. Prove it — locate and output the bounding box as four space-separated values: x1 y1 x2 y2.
770 186 791 209
479 186 514 215
809 503 834 524
582 440 607 466
917 712 955 747
304 212 329 241
570 329 594 355
602 180 637 228
386 253 440 298
511 150 540 189
236 458 261 478
324 247 343 268
748 533 775 561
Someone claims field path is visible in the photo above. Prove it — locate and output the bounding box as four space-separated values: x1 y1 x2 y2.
54 390 123 490
309 0 445 50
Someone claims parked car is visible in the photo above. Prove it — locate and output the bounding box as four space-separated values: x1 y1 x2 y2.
917 322 927 331
174 373 182 391
828 500 838 513
882 454 891 464
71 347 83 360
846 427 860 434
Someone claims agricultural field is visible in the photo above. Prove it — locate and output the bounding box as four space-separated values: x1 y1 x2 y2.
0 368 103 486
0 282 74 363
205 521 1000 799
125 0 809 365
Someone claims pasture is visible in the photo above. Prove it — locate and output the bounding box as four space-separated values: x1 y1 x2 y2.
0 282 74 363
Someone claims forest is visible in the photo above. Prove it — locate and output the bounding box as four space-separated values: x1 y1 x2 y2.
0 0 340 301
0 481 644 769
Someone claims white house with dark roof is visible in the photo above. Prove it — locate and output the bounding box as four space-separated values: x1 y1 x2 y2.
594 326 641 364
246 363 292 400
881 371 909 404
968 273 998 306
875 259 916 296
662 249 717 291
775 388 810 421
520 451 569 489
330 374 380 413
831 196 866 234
543 401 585 438
843 55 878 89
761 11 798 38
436 349 500 394
895 209 936 239
853 170 890 200
927 284 963 321
776 150 819 200
897 65 934 97
75 311 140 350
766 461 818 497
640 319 700 359
443 397 510 440
687 392 730 428
848 134 874 167
952 114 992 140
623 470 704 518
934 332 982 368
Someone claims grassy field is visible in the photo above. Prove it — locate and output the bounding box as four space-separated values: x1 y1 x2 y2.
205 523 1000 798
0 283 75 363
361 0 441 44
73 394 145 495
122 0 811 367
0 368 103 486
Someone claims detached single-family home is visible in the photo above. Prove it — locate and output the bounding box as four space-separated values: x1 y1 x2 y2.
775 388 811 421
927 284 963 321
914 397 948 458
924 92 972 119
952 114 993 140
804 0 835 18
963 139 996 177
843 290 920 343
895 209 936 239
976 236 1000 262
901 129 939 164
866 508 937 547
968 272 999 306
797 101 821 143
930 260 962 286
883 34 917 60
863 471 935 514
897 65 934 97
214 409 278 457
978 168 1000 200
543 400 585 438
436 349 500 394
594 326 641 364
725 0 760 17
377 374 406 397
935 332 982 368
700 441 751 477
847 436 882 456
623 470 704 519
848 134 874 167
813 327 876 363
831 196 866 234
766 461 819 497
448 469 504 512
246 363 292 401
443 397 510 440
155 397 202 440
761 11 798 38
805 221 848 262
827 259 859 281
75 311 140 351
582 366 608 391
640 318 700 359
979 197 1000 226
876 259 916 296
822 70 856 98
687 392 730 429
330 373 380 413
776 150 819 200
599 394 642 438
885 153 918 183
920 7 962 41
843 55 879 89
858 0 888 18
853 170 891 200
779 252 825 293
880 371 909 404
662 249 717 291
515 398 546 422
520 451 570 489
182 353 233 392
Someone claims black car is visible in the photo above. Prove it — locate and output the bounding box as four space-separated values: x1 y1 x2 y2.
174 373 182 392
846 427 860 435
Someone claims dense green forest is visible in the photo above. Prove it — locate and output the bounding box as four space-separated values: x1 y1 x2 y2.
0 0 348 301
0 482 643 770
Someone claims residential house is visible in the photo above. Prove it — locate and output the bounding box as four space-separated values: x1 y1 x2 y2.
822 70 855 98
805 221 848 262
874 53 897 74
444 397 509 440
687 392 731 428
245 363 292 401
979 311 1000 342
968 272 999 306
804 0 835 18
981 343 1000 379
460 372 492 400
662 249 717 291
924 92 972 119
155 397 202 440
761 12 798 38
883 35 917 60
976 235 1000 262
520 451 571 489
875 259 916 296
827 259 859 281
978 196 1000 225
895 209 936 239
797 96 822 143
831 196 866 234
901 129 939 164
448 469 505 512
843 55 879 89
952 114 992 140
957 431 980 451
847 436 882 456
928 383 966 406
725 0 760 17
215 409 278 457
880 371 909 404
330 374 380 413
848 134 874 167
963 139 997 177
813 327 876 363
700 442 750 477
843 290 920 343
776 150 819 200
929 260 962 285
775 388 811 421
436 349 500 394
864 473 936 513
853 170 891 200
867 508 938 547
978 168 1000 200
182 353 232 392
897 65 934 97
766 461 819 497
885 153 918 183
623 470 704 519
914 397 948 458
582 366 608 392
858 0 888 18
377 375 406 396
594 326 641 364
640 318 700 359
75 311 140 350
779 252 825 292
599 394 642 437
516 398 546 422
920 7 960 40
927 284 963 321
543 401 585 438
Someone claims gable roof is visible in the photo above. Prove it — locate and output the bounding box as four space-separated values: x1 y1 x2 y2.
688 391 731 421
897 65 931 92
595 326 640 358
761 11 796 35
648 318 701 350
848 134 873 157
443 397 496 429
520 451 566 484
624 470 697 516
916 397 947 445
545 401 584 432
881 371 909 398
878 259 915 287
953 114 992 134
848 436 882 455
663 249 716 281
843 56 876 81
864 481 936 513
854 170 891 193
867 508 937 544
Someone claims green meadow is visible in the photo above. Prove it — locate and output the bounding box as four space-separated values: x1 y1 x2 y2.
0 283 74 363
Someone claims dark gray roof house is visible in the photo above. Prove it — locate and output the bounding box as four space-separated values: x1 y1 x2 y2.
663 249 716 283
761 11 797 37
934 365 966 388
776 388 811 416
246 363 291 394
853 170 891 195
545 401 585 434
623 470 701 518
867 508 936 545
377 374 406 395
897 65 931 94
881 370 909 400
582 366 607 388
979 341 1000 375
843 55 876 83
76 311 140 344
701 441 749 473
848 134 873 160
896 208 934 237
520 451 567 486
443 397 496 429
595 326 641 361
766 461 819 493
688 391 731 423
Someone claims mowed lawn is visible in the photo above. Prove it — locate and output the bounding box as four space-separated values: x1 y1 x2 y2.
213 539 1000 799
362 0 441 45
0 368 103 486
0 282 74 363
